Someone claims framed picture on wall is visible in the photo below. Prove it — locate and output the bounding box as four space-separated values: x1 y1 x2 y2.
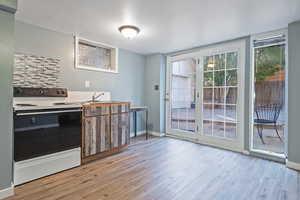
75 36 118 73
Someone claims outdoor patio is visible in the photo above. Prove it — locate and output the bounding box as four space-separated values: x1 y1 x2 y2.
171 108 285 154
253 125 285 154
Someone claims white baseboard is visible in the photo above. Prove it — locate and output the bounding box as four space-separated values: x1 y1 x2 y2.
149 131 165 137
242 150 250 155
130 130 165 137
286 160 300 171
0 185 14 199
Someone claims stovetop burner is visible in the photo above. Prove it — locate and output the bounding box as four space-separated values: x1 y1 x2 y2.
15 104 37 107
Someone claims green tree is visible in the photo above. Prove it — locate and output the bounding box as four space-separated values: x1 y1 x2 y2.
255 45 285 82
204 46 285 85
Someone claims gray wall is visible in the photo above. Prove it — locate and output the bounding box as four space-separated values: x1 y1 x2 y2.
288 20 300 164
144 54 165 133
0 9 14 190
15 21 146 131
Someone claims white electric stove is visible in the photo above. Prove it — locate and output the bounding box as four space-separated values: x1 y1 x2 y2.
13 87 110 185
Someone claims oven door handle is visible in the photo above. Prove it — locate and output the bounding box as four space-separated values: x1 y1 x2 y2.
16 109 82 116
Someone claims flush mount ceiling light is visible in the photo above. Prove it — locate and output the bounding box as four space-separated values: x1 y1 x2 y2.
207 62 215 69
118 25 140 39
207 58 215 69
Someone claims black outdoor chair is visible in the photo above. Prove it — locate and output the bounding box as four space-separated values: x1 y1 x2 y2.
254 104 282 144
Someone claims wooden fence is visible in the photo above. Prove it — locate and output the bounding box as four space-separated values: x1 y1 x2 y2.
255 80 285 105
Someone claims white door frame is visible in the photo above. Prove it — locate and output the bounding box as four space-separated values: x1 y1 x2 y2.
166 40 246 153
249 29 288 158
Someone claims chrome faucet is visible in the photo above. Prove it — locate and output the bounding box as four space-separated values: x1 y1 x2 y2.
91 92 105 102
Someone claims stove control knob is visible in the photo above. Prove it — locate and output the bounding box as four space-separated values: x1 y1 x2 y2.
39 90 44 95
15 88 22 94
14 88 23 96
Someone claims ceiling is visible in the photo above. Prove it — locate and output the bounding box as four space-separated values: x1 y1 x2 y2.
16 0 300 55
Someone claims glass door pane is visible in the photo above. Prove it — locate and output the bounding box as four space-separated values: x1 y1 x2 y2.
171 58 196 133
202 52 238 140
252 43 286 154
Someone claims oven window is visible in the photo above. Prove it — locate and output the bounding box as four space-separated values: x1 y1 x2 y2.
14 111 81 161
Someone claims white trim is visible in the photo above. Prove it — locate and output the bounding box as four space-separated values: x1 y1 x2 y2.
0 185 14 199
130 130 165 137
242 150 250 155
286 160 300 171
75 65 119 74
249 28 288 158
251 149 286 159
253 42 286 49
74 36 119 73
149 131 166 137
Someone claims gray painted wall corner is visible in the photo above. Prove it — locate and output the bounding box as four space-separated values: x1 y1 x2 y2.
0 9 14 190
288 20 300 164
144 54 165 133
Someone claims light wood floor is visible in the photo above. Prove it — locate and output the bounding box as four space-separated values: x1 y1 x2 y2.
6 137 300 200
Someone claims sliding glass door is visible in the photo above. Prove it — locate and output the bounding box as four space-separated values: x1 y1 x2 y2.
250 30 287 157
166 40 245 151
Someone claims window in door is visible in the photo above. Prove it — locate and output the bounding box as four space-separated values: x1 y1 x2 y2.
202 52 238 139
251 33 287 155
171 59 196 133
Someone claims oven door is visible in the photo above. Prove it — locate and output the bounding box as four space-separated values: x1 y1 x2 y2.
14 108 82 162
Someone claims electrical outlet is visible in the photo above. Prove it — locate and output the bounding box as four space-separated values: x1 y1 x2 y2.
85 80 90 88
